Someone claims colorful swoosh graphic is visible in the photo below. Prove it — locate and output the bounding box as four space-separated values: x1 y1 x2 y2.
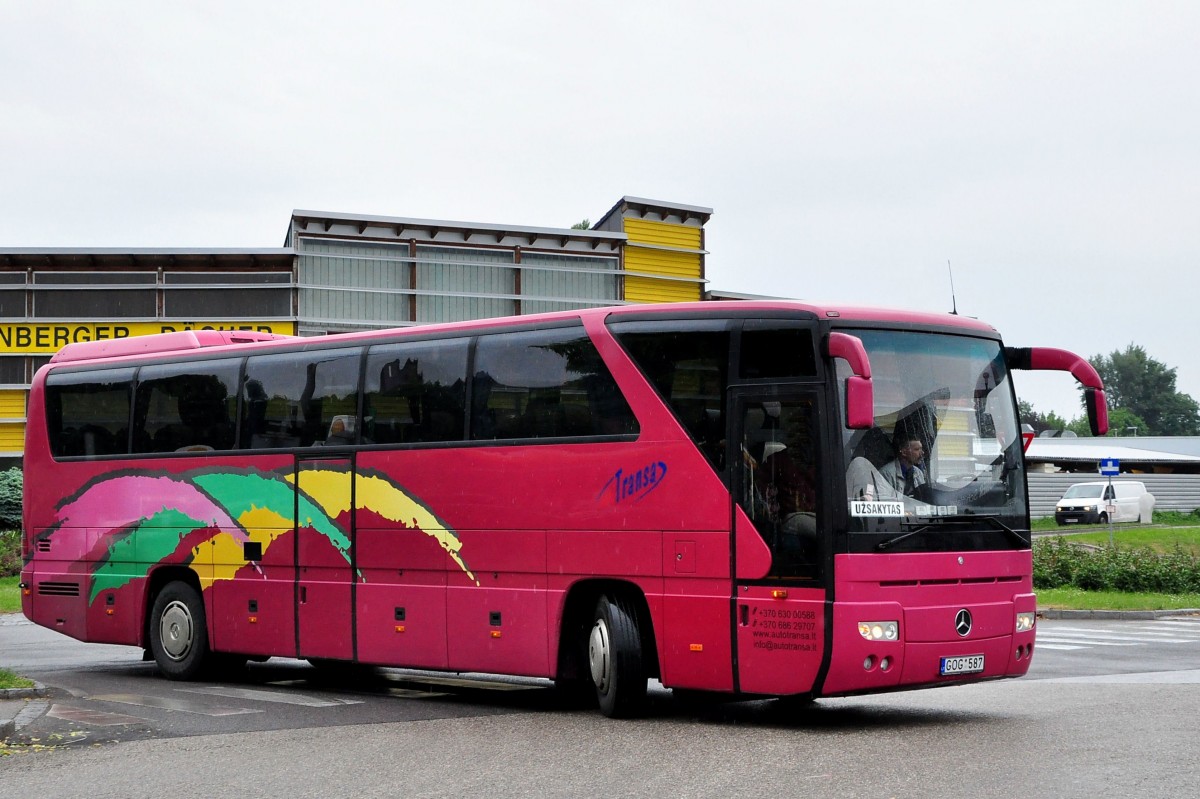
48 466 476 604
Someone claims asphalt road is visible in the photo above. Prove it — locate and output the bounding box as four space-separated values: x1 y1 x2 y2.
3 614 1199 798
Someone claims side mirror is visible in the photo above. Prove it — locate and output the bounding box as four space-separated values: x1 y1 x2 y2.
1006 346 1109 436
843 375 874 430
1084 388 1109 437
827 332 874 430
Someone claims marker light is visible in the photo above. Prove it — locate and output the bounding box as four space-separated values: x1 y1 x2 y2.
858 621 899 641
1015 612 1036 633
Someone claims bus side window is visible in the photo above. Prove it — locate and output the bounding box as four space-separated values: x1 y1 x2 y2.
242 348 362 449
133 359 240 453
469 327 637 442
610 324 730 471
364 339 469 445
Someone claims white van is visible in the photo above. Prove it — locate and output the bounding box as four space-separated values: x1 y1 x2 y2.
1054 481 1155 525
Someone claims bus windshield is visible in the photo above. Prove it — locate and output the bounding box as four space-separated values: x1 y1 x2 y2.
839 329 1026 544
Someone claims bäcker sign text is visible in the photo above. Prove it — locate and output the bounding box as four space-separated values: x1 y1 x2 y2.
0 322 294 353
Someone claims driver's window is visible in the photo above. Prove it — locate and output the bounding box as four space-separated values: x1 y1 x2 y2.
738 397 820 579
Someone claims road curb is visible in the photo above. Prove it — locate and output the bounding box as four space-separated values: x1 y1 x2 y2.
1038 608 1200 620
0 682 47 743
0 682 48 701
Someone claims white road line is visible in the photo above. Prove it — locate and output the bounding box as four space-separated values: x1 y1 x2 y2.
1032 643 1085 650
1044 628 1193 643
1035 637 1139 647
177 686 364 707
89 693 262 716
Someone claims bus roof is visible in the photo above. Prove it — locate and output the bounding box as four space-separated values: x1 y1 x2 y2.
42 301 998 367
50 329 295 364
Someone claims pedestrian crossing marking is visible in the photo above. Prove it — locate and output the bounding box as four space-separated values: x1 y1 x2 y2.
1035 618 1200 653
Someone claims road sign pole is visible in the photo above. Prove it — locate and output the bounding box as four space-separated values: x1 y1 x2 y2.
1099 458 1120 546
1108 473 1114 546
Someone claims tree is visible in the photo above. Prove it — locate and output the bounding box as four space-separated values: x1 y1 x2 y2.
571 219 591 230
1088 345 1200 436
1019 400 1071 435
1064 407 1147 438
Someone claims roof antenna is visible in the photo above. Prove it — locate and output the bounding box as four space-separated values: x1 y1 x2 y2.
947 259 958 315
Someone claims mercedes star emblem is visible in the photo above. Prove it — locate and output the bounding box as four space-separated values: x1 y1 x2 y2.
955 608 973 637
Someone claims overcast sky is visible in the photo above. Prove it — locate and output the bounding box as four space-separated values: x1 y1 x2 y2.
3 2 1198 423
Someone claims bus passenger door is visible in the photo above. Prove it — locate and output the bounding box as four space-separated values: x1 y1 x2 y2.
295 455 355 662
730 391 828 697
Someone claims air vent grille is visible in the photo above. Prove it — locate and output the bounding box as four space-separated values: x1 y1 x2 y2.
38 581 80 597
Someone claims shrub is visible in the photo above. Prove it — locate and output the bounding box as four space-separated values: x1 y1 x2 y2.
0 467 21 530
0 529 19 578
1033 536 1200 594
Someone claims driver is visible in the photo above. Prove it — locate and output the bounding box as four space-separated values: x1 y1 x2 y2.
879 435 926 497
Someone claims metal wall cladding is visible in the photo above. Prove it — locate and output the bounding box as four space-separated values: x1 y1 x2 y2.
415 246 515 324
519 253 619 305
298 240 621 324
299 242 413 324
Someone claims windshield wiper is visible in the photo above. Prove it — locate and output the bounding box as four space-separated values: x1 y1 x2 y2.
875 513 1030 551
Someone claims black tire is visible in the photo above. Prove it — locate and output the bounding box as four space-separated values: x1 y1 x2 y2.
1099 513 1109 525
588 593 648 718
149 581 211 680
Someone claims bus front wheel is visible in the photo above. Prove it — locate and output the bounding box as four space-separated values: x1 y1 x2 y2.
149 581 210 680
588 594 648 718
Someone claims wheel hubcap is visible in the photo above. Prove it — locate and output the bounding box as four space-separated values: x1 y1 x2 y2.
159 599 194 661
588 617 611 692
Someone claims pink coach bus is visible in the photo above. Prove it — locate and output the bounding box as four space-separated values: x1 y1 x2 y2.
19 301 1106 717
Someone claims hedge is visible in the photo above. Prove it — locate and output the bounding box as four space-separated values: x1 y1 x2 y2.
1033 536 1200 594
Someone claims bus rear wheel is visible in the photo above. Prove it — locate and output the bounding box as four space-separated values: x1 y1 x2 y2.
588 594 648 718
149 581 211 680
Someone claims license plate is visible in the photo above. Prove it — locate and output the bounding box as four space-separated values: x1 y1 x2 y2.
940 655 985 676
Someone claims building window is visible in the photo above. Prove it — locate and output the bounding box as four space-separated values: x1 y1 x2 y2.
33 272 156 319
164 272 291 318
0 273 25 318
0 357 25 385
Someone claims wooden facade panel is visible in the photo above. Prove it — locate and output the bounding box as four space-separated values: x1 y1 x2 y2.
625 247 702 280
624 275 701 304
623 218 702 250
0 389 26 418
0 422 25 450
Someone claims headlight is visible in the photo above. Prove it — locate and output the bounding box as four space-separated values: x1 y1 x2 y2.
858 621 899 641
1081 505 1094 512
1016 612 1036 633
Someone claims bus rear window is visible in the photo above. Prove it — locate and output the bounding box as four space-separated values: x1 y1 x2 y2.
46 367 135 458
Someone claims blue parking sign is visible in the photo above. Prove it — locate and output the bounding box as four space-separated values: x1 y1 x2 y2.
1100 458 1120 476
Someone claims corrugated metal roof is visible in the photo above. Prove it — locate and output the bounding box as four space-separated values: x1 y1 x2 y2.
1027 439 1200 463
1027 436 1200 463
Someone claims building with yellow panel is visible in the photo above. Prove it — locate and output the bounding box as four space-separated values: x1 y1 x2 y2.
0 197 714 463
593 197 712 303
